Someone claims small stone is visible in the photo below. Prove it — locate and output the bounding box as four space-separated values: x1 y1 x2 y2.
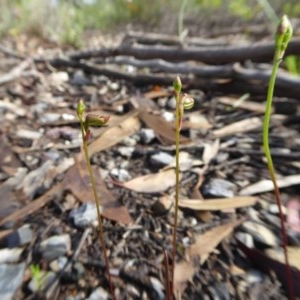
49 71 69 85
39 234 71 260
167 96 176 109
0 263 26 299
242 221 278 247
122 136 138 147
109 82 119 91
0 248 23 263
269 204 287 215
110 168 131 182
49 256 68 272
140 128 155 144
6 224 33 248
39 112 61 124
235 232 254 248
149 277 165 300
16 129 42 140
118 146 135 158
162 111 174 122
70 71 91 86
245 269 263 284
202 178 236 198
150 152 173 166
87 287 110 300
157 97 168 108
69 203 103 228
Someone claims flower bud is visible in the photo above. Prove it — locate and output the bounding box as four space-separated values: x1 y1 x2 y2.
77 99 85 117
85 114 110 128
276 15 293 59
173 76 182 94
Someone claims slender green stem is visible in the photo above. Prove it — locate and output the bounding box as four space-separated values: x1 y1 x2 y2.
263 51 294 299
171 90 181 298
79 118 116 300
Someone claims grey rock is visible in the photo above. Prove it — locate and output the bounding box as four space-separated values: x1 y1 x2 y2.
0 263 26 300
118 146 135 158
150 152 173 166
242 221 277 247
245 269 264 284
0 248 23 264
235 232 254 248
162 111 174 122
87 287 110 300
39 112 61 124
110 168 131 182
70 71 91 86
202 178 236 198
49 256 68 272
167 96 176 109
39 234 71 260
140 128 156 144
6 224 33 248
121 136 138 147
69 203 103 228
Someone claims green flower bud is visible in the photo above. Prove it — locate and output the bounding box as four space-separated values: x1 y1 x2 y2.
276 15 293 59
173 76 182 94
181 93 194 110
77 99 85 118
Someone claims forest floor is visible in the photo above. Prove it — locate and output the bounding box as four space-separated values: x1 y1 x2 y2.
0 14 300 300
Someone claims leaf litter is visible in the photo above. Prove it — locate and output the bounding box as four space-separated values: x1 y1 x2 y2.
0 28 299 300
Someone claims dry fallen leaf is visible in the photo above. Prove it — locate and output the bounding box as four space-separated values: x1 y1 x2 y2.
174 219 242 298
217 96 268 113
88 112 140 157
239 175 300 195
265 247 300 271
64 158 132 225
212 117 262 138
179 196 257 211
122 169 180 193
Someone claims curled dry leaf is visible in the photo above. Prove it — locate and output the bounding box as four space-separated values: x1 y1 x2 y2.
122 169 181 193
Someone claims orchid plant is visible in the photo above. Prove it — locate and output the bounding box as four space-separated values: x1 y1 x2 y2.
263 15 294 299
77 100 116 300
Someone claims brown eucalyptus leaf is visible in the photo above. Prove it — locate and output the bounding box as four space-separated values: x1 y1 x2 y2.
179 196 257 211
122 169 180 193
239 175 300 195
88 112 140 157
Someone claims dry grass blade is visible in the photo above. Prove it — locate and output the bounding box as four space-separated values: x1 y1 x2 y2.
179 196 257 210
